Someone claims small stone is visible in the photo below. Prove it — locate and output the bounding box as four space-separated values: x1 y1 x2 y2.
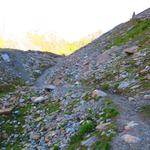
31 96 48 103
92 89 107 98
124 121 138 131
124 46 138 54
35 117 43 122
34 70 41 74
81 136 97 147
47 141 52 147
120 72 128 79
45 136 50 143
66 127 75 134
53 78 62 86
31 132 40 140
118 81 130 89
96 122 110 131
44 85 56 92
14 110 20 115
140 66 150 74
121 134 140 143
145 74 150 80
19 98 25 103
75 81 80 86
45 131 56 139
128 97 135 102
2 133 8 139
71 94 77 98
1 53 10 62
130 85 140 89
0 107 14 115
144 95 150 100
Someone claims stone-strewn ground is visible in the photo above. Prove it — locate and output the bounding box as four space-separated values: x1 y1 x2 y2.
0 8 150 150
0 49 62 93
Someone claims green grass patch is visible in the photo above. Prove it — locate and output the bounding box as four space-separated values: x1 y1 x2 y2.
53 144 59 150
67 97 119 149
66 99 80 113
0 102 32 149
0 84 16 93
92 100 118 150
0 78 25 96
106 19 150 49
67 120 96 149
82 92 92 101
140 105 150 117
36 101 61 114
101 83 110 91
100 107 119 121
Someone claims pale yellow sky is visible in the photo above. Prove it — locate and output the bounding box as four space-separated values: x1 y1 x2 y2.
0 0 149 41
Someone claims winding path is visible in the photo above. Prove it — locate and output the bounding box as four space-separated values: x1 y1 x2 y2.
109 94 150 150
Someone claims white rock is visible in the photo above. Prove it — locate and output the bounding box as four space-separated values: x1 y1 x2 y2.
140 66 150 74
124 121 138 131
19 99 25 103
92 89 107 98
1 53 10 62
128 97 135 102
130 85 140 89
144 95 150 100
118 81 130 89
31 96 48 103
121 134 140 143
96 122 110 131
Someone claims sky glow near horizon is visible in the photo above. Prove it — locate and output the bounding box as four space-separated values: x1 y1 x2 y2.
0 0 149 42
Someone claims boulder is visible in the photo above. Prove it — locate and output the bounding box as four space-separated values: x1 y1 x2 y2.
140 66 150 74
92 89 107 98
144 95 150 100
121 134 140 143
31 96 48 103
118 82 130 89
118 81 131 89
128 97 136 102
96 122 110 131
1 53 10 62
124 121 138 131
145 74 150 80
124 46 138 54
0 107 14 115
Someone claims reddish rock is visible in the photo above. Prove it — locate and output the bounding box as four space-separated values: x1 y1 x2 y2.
96 122 110 131
0 107 14 115
124 46 138 54
121 134 140 143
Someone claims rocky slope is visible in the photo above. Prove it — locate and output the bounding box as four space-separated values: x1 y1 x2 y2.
0 8 150 150
0 48 62 93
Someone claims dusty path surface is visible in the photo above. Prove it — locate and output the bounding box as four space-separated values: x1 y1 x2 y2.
35 57 65 89
109 94 150 150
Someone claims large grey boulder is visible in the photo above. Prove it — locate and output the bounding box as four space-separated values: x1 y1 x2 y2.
1 53 10 62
